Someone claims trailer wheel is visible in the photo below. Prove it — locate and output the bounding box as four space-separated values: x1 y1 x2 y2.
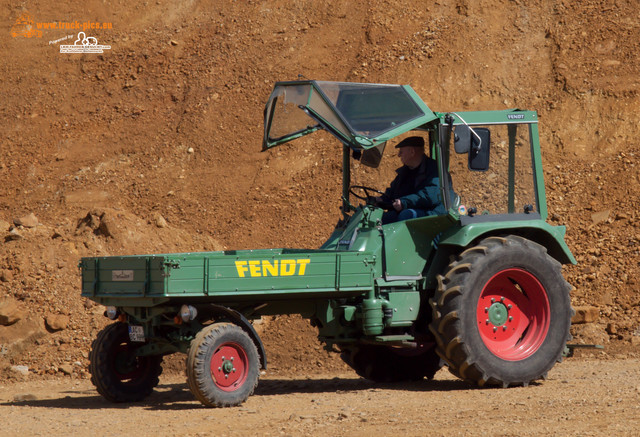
89 322 163 402
340 343 441 382
429 236 572 387
186 322 260 407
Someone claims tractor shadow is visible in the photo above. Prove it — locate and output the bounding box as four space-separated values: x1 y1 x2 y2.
254 376 475 396
0 375 483 411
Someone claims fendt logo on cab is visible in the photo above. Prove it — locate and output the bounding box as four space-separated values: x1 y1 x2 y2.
235 259 310 278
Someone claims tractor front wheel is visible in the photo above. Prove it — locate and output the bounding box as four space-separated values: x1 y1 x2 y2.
89 322 163 402
186 322 260 407
429 236 572 387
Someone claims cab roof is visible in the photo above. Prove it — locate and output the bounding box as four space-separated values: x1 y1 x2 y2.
262 80 438 151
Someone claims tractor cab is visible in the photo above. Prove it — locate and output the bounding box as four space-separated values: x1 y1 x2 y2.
262 80 574 269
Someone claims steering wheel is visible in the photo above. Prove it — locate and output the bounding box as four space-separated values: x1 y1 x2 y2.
349 185 385 201
349 185 384 206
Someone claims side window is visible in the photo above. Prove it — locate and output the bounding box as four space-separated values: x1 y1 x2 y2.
449 124 536 215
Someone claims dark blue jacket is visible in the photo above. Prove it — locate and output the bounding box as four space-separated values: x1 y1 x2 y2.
382 155 447 215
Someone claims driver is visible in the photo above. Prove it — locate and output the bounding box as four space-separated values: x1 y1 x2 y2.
374 136 446 224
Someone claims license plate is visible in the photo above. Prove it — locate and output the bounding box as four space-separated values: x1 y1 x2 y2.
128 325 145 342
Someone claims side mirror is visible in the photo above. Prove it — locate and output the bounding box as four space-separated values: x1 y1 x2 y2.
454 125 471 154
360 142 386 168
468 127 491 171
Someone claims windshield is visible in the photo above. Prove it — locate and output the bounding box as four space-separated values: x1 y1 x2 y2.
315 81 426 138
267 85 317 142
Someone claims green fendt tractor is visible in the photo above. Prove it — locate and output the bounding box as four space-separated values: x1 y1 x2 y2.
80 80 576 407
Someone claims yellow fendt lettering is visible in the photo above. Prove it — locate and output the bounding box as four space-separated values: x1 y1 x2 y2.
236 259 311 277
235 261 248 277
262 260 278 276
248 260 261 277
296 259 310 275
280 260 296 276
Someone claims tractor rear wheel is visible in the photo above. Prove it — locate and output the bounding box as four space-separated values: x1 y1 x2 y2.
340 343 441 382
429 236 572 387
89 322 163 402
186 322 260 407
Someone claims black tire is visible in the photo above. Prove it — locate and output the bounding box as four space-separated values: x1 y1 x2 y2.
340 344 442 382
186 322 260 407
89 322 163 402
429 236 572 387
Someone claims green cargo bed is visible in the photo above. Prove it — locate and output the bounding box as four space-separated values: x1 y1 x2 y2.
80 248 378 306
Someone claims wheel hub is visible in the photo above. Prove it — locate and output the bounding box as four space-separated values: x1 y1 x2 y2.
488 301 508 326
221 359 235 374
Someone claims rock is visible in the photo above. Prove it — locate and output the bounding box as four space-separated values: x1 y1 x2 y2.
0 269 13 282
152 212 167 228
572 306 599 324
590 210 610 225
606 323 617 335
10 365 29 376
0 317 46 357
45 314 70 331
76 210 118 239
170 39 179 46
187 147 194 154
615 212 628 220
5 228 23 241
58 363 74 375
571 323 609 345
97 213 115 238
14 213 39 228
0 298 26 326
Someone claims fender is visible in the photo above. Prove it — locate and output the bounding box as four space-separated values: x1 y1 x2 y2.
440 216 576 265
200 304 268 370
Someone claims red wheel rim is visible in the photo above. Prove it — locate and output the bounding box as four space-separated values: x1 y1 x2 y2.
210 342 248 392
476 268 550 361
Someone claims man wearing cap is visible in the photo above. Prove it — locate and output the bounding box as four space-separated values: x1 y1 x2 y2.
374 136 446 224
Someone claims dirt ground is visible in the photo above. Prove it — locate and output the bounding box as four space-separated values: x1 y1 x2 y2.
1 357 639 436
1 0 640 434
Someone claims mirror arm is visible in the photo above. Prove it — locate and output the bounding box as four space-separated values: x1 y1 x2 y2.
450 112 482 151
